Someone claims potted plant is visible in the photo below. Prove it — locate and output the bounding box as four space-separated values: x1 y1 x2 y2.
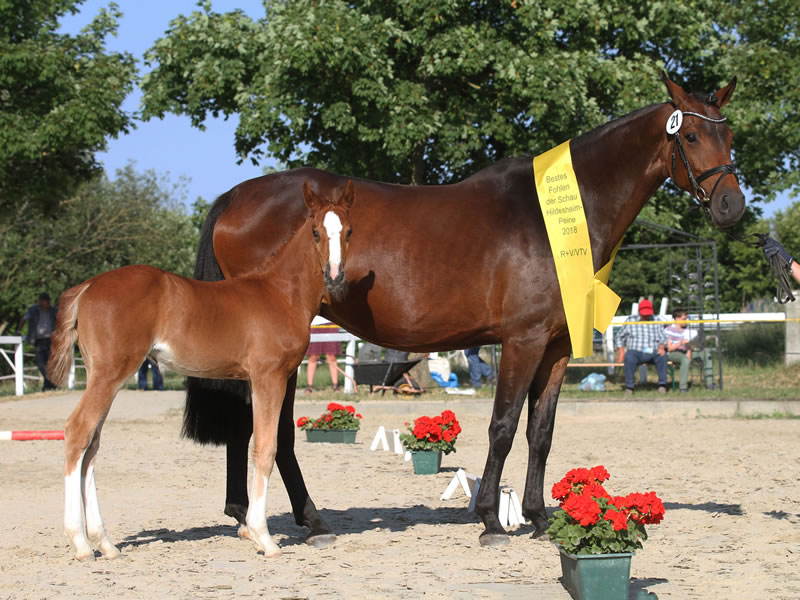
547 466 665 600
296 402 363 443
399 410 461 474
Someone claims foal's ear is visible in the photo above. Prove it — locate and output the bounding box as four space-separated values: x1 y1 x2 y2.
661 71 689 104
714 77 737 108
338 180 355 210
303 180 323 212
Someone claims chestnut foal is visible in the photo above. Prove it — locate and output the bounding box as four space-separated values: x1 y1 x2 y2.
47 180 355 560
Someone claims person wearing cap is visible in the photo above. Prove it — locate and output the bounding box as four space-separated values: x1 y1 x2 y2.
614 299 668 394
17 292 59 391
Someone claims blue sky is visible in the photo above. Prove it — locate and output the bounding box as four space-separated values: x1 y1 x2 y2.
60 1 796 216
59 1 271 207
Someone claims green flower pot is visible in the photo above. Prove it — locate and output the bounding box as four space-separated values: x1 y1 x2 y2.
558 548 633 600
410 450 442 475
304 429 358 444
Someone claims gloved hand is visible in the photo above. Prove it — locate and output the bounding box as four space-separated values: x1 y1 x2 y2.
760 236 794 267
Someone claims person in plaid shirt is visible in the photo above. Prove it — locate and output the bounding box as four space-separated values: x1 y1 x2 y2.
614 299 668 394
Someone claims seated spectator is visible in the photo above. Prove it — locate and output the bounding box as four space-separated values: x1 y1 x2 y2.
464 347 495 388
665 309 715 392
615 299 668 394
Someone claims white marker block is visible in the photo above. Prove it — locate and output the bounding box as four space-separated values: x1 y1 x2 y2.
370 426 389 451
392 429 404 455
440 468 480 501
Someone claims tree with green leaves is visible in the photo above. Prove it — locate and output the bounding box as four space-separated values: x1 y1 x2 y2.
0 0 137 213
141 0 798 198
0 166 200 329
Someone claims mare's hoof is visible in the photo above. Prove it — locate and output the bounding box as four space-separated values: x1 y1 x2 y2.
224 503 248 525
479 533 510 547
306 533 336 549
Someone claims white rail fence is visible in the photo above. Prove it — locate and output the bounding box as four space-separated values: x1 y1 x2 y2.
4 315 790 396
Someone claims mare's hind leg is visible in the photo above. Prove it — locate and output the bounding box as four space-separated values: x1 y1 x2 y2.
475 339 543 547
245 371 285 557
275 370 335 547
64 377 125 560
522 336 571 536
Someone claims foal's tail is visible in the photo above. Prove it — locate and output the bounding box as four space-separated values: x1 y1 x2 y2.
47 282 91 388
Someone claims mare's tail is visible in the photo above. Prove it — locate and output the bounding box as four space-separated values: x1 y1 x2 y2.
46 282 91 387
182 189 252 445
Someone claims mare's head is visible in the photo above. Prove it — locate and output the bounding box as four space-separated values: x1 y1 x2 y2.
303 179 355 302
661 73 745 228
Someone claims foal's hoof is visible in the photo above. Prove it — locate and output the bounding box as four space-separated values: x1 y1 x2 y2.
237 525 252 540
74 550 96 562
100 546 122 560
478 533 510 547
306 533 336 549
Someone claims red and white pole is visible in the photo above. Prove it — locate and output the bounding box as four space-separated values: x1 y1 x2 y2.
0 430 64 441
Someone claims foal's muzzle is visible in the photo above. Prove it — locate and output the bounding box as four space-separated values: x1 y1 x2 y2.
324 266 348 302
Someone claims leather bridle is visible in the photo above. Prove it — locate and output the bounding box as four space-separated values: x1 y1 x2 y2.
669 108 738 218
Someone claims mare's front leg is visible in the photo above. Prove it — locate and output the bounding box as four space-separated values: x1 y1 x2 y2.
523 337 571 536
275 370 336 547
245 371 286 557
475 339 543 547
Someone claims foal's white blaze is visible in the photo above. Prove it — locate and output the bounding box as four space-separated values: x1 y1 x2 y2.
323 210 343 280
64 449 94 560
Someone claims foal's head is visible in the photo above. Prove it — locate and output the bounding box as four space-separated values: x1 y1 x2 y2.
661 73 745 229
303 179 355 302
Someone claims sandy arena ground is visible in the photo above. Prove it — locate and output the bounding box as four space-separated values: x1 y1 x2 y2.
1 390 798 599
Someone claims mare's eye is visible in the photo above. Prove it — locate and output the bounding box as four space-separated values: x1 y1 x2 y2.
313 229 320 241
346 228 352 241
685 133 698 143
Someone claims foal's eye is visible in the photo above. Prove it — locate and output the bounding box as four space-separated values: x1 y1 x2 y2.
313 229 320 241
346 228 352 241
685 133 698 143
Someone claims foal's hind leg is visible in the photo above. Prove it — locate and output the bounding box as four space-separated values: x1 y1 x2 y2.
81 419 121 558
523 337 571 537
245 372 285 557
64 370 133 560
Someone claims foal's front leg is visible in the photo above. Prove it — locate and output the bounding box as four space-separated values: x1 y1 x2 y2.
245 373 285 557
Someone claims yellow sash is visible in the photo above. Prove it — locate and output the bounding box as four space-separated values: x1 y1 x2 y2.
533 141 621 358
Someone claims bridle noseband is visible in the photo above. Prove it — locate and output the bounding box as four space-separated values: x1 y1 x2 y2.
669 108 738 217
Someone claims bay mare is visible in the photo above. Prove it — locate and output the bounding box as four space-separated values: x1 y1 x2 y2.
47 182 355 560
185 74 745 547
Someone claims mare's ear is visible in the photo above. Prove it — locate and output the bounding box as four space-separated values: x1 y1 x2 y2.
714 77 737 108
338 180 355 210
661 71 689 105
303 180 322 212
